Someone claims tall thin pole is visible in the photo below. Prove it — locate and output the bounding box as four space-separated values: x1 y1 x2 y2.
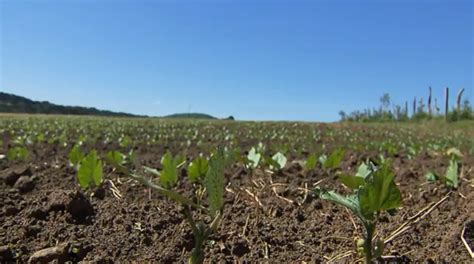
445 87 449 120
413 97 417 117
428 86 432 116
456 88 465 110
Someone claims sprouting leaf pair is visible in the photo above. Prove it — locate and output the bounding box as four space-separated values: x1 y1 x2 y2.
68 145 103 190
77 150 103 190
144 151 185 189
314 160 402 262
323 161 401 220
320 148 345 170
142 149 226 219
425 157 460 188
245 146 287 171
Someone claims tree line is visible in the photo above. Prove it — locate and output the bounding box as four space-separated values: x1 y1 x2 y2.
339 87 472 122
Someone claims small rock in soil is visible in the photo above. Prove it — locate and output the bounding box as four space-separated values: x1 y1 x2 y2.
92 186 106 199
23 225 42 238
47 191 70 211
0 165 33 186
463 219 474 250
0 245 15 262
67 191 95 222
28 207 48 220
46 190 95 223
14 176 35 193
0 170 21 186
13 165 32 176
313 200 323 210
4 205 20 216
231 239 250 257
27 243 69 263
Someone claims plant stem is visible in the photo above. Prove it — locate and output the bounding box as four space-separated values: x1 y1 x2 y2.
364 222 375 263
183 206 206 264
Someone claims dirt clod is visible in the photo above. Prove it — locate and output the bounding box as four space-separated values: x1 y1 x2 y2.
27 242 69 263
14 176 35 193
0 245 15 262
231 239 250 257
66 191 94 223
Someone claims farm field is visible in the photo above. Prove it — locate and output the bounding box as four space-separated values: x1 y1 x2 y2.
0 115 473 263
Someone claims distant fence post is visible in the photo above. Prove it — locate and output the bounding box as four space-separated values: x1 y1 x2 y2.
428 86 432 116
456 88 465 110
405 101 408 118
413 97 417 117
445 87 449 120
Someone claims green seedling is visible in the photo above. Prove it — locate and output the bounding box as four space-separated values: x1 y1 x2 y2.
246 147 261 170
110 147 227 264
319 148 345 170
425 157 460 188
106 150 126 166
119 135 131 148
267 152 287 171
6 146 29 161
157 151 185 189
188 156 208 183
243 146 262 179
304 153 318 172
314 161 402 263
68 144 84 169
77 150 103 190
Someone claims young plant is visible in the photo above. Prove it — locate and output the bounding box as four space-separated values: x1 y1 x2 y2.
106 150 126 166
425 157 460 189
77 150 103 190
153 151 185 189
188 156 208 183
68 144 84 169
314 161 402 263
6 146 29 161
110 147 227 264
304 153 318 173
243 146 262 178
267 152 287 171
319 148 345 170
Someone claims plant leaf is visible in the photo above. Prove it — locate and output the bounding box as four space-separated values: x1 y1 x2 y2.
247 147 261 169
205 147 226 218
106 150 125 166
314 187 362 219
270 152 287 170
143 166 161 177
318 154 327 166
160 151 180 189
425 171 438 182
356 162 371 179
339 174 366 190
304 153 317 171
7 146 29 161
77 150 103 189
188 156 208 182
323 148 345 170
359 163 401 219
68 144 84 168
444 159 459 188
446 148 463 160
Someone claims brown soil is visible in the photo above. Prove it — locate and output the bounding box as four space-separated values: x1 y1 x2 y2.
0 142 473 263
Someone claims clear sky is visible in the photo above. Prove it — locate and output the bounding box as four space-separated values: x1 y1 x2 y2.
1 0 472 122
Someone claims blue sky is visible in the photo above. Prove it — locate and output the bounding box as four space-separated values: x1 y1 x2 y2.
1 0 472 121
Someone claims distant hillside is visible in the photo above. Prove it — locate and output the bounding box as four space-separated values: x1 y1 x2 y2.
162 113 217 119
0 92 141 117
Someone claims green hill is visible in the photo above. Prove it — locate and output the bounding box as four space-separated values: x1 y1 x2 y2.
162 113 217 119
0 92 232 120
0 92 141 117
